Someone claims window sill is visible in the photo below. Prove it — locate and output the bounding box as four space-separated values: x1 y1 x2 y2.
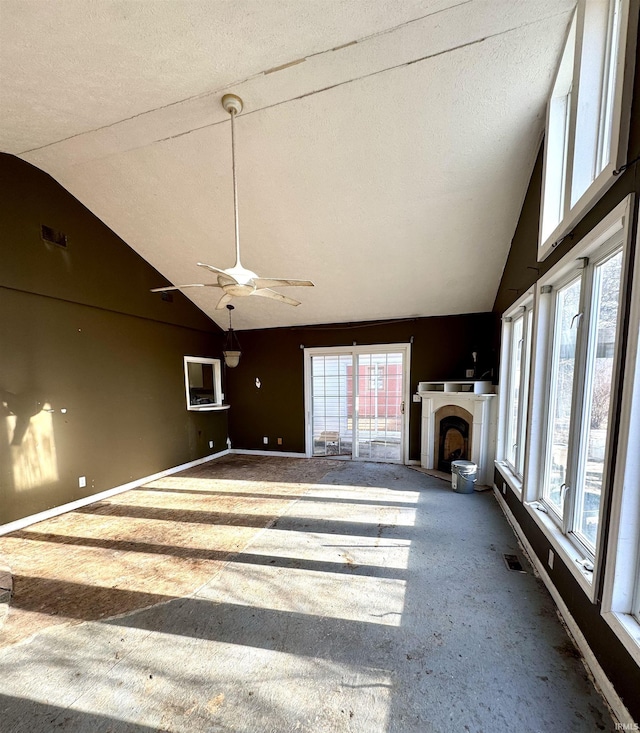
495 460 523 499
601 611 640 667
525 500 597 602
188 404 230 412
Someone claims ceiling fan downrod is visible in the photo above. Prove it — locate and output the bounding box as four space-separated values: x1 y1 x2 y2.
221 94 244 269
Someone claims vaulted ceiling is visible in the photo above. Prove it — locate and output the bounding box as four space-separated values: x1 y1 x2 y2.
0 0 574 330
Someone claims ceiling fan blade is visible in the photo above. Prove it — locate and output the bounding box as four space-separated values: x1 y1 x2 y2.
196 262 234 275
251 288 301 306
253 278 315 289
215 292 234 310
151 283 221 293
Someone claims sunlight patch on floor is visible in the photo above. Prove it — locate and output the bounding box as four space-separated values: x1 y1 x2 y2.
244 528 412 571
0 617 393 732
146 476 314 495
196 561 407 626
310 482 420 504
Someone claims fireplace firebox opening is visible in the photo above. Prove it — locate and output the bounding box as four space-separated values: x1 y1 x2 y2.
434 406 473 472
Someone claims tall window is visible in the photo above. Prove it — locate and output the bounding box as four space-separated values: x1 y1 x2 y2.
543 274 582 516
539 0 634 259
500 295 534 483
600 203 640 663
539 216 626 562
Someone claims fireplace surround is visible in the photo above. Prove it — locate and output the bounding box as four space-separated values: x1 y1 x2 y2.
418 381 497 486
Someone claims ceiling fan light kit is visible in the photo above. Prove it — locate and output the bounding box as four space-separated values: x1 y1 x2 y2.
151 93 314 312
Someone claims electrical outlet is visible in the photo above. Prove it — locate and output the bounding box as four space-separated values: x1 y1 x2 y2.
277 438 282 445
263 436 268 445
209 440 214 449
79 476 86 488
548 549 554 569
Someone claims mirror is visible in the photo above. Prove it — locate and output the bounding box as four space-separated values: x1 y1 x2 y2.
183 357 223 410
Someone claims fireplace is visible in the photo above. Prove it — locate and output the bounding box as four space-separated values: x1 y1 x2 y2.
435 406 472 471
418 381 497 486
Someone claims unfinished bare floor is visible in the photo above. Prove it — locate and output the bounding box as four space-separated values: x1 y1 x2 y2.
0 456 613 732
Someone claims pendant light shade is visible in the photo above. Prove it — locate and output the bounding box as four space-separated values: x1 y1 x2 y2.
223 349 241 368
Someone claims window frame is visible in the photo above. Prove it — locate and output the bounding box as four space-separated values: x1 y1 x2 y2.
540 267 585 528
183 356 227 411
497 289 534 495
538 0 637 261
601 201 640 664
526 194 633 600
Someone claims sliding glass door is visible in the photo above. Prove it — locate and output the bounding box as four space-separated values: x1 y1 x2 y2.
309 353 353 457
305 345 409 463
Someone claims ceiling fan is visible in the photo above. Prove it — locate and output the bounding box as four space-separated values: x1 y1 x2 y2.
152 93 314 309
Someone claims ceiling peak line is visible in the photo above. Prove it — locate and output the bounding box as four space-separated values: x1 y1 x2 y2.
18 1 524 160
20 6 574 164
16 73 264 158
66 16 545 160
15 2 473 158
303 0 475 60
155 33 495 146
41 30 493 161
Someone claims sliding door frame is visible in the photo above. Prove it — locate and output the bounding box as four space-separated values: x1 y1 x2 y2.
303 342 411 464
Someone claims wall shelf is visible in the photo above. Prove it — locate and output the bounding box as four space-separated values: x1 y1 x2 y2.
418 380 494 395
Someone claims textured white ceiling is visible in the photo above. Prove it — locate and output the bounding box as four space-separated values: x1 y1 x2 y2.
0 0 575 330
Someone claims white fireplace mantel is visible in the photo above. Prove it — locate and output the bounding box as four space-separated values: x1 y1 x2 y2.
418 382 497 486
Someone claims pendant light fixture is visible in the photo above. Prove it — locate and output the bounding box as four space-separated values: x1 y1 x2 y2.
223 303 241 368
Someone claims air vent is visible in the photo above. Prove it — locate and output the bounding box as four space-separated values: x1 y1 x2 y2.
41 225 67 248
503 554 526 572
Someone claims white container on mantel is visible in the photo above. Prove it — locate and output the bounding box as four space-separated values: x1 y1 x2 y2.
418 380 494 395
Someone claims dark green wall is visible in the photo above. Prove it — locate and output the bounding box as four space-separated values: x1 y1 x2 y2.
0 154 227 526
491 31 640 722
225 314 498 459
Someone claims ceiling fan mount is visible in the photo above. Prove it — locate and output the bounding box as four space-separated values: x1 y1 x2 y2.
221 93 243 115
152 93 314 310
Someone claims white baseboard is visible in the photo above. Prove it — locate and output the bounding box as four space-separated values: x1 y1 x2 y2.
0 449 231 537
231 448 307 459
493 488 633 727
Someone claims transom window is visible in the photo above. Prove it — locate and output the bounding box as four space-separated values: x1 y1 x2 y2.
539 0 634 259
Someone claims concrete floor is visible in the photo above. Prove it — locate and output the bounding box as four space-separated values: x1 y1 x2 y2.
0 456 613 732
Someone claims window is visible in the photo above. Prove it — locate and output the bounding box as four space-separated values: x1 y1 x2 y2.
601 205 640 663
539 0 635 259
183 356 225 411
527 195 632 597
498 291 534 487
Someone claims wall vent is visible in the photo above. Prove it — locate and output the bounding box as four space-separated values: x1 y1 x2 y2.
41 225 68 248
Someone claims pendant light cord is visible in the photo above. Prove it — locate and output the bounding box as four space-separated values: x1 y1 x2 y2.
230 108 241 267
